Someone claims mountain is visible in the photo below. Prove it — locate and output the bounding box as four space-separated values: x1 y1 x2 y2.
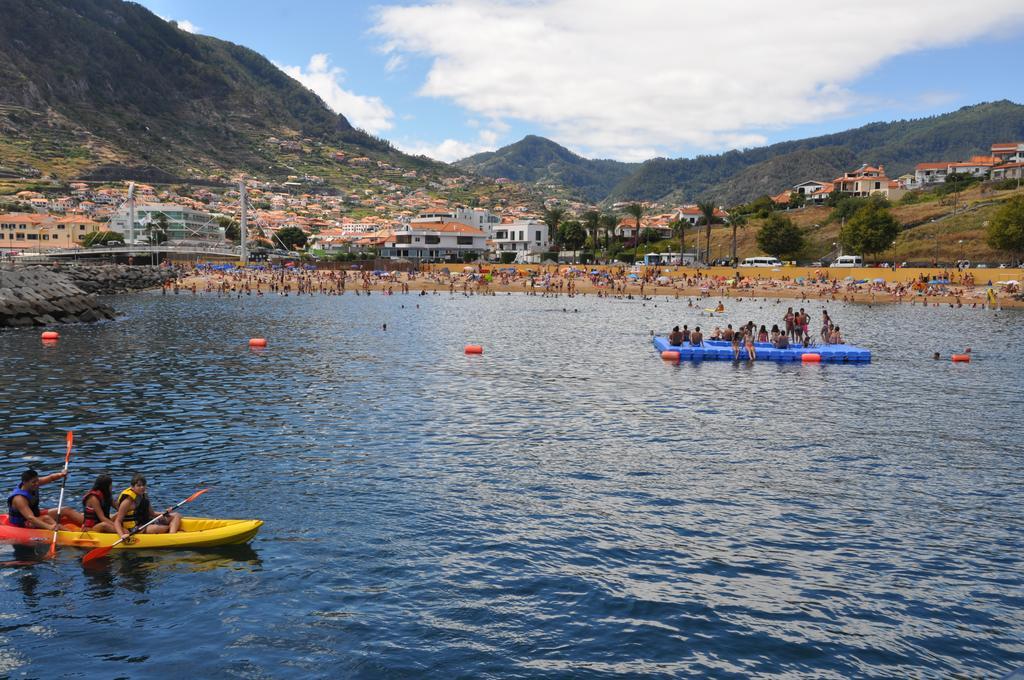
0 0 439 180
457 102 1024 207
455 135 638 203
611 100 1024 205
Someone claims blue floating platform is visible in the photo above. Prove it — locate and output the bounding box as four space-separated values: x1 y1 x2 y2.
653 337 871 363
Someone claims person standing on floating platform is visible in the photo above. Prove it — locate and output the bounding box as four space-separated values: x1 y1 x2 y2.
114 474 182 540
6 468 83 529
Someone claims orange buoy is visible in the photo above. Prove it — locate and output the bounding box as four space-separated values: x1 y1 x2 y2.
249 338 268 348
801 353 821 363
464 344 483 354
41 331 60 341
661 350 681 361
951 354 970 363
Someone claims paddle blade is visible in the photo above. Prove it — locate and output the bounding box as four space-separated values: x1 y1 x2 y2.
82 545 114 565
64 431 73 464
184 488 210 504
46 541 57 558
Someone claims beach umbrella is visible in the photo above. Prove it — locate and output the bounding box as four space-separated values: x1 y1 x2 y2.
872 278 885 283
463 266 475 272
657 276 671 284
927 279 950 285
843 275 854 281
627 273 638 278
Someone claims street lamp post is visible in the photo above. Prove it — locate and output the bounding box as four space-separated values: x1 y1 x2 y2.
958 239 964 267
891 240 897 270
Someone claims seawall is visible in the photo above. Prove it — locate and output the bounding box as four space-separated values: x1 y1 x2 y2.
0 264 175 328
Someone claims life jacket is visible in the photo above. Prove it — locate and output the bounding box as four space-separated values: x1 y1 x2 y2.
117 487 148 527
6 486 39 528
82 489 110 528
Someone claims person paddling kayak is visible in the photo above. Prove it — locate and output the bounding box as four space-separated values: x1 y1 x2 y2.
82 474 116 533
113 474 182 539
6 468 84 529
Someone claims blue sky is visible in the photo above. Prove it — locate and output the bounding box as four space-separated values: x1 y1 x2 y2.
137 1 1024 162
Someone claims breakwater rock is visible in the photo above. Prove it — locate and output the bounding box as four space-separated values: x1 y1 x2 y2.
0 267 116 328
0 265 175 328
49 264 176 295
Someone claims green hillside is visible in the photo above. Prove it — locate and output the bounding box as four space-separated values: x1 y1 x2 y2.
0 0 442 181
455 135 638 203
609 101 1024 204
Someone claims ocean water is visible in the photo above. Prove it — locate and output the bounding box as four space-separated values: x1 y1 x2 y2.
0 290 1021 678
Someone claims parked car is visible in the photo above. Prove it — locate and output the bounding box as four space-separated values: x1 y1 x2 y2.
830 255 864 267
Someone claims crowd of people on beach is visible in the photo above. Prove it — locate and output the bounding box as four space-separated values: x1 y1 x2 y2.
159 261 1019 309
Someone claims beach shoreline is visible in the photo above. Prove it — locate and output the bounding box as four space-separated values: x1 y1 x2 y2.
172 264 1024 310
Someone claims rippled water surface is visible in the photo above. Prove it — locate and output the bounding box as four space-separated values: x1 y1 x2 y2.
1 290 1022 678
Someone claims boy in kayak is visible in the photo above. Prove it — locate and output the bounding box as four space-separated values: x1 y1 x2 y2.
113 474 182 539
6 468 84 529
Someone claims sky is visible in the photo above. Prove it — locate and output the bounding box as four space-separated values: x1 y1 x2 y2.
136 0 1024 163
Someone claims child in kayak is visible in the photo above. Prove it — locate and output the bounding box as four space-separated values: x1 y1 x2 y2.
113 474 182 539
82 474 116 533
6 468 83 529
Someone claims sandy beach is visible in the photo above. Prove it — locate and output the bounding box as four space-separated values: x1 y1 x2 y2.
172 263 1024 310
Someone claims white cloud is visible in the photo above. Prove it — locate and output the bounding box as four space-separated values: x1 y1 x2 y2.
373 0 1024 160
397 127 503 162
158 15 199 33
278 54 395 135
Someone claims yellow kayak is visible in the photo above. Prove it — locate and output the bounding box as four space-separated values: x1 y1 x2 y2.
0 515 262 550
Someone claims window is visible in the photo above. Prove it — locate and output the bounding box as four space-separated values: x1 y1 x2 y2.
457 236 473 245
16 233 24 240
42 234 49 240
57 225 65 230
79 225 86 231
874 182 881 190
395 234 411 244
425 235 440 245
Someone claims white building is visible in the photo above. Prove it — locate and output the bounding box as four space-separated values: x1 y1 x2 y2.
109 203 223 244
490 219 550 262
991 142 1024 164
381 221 487 261
410 207 501 234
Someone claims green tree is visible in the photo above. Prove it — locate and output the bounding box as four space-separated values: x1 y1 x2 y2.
986 195 1024 262
625 203 645 264
669 219 687 265
558 220 587 253
756 213 804 259
216 215 240 243
698 200 717 264
787 192 806 209
498 251 517 265
728 212 747 263
145 214 169 245
81 230 124 248
840 201 900 258
600 213 618 251
542 206 566 250
582 210 601 261
748 195 775 218
275 226 308 250
639 227 660 244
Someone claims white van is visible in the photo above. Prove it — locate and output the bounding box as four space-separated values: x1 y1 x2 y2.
739 256 783 267
830 255 863 268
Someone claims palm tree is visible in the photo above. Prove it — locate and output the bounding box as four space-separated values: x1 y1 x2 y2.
728 211 747 264
600 213 618 254
583 210 600 264
542 206 565 254
698 200 717 264
669 218 687 266
625 203 645 264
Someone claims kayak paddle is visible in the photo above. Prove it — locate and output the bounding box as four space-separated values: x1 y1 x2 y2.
46 431 74 558
81 488 209 565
